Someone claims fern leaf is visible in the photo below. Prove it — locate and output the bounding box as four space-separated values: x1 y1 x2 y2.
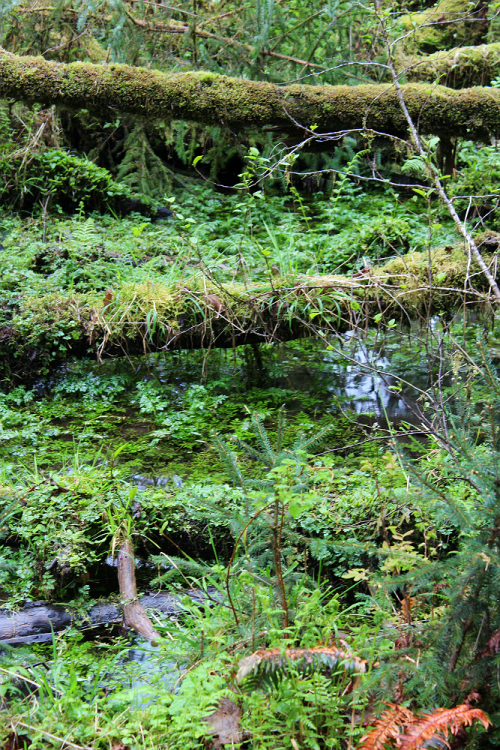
236 646 367 687
399 705 491 750
360 703 415 750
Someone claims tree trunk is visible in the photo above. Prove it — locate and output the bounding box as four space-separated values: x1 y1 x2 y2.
1 49 500 140
117 539 159 642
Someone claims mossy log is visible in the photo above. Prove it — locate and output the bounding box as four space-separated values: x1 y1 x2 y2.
403 42 500 87
1 50 500 140
400 0 488 54
1 243 498 381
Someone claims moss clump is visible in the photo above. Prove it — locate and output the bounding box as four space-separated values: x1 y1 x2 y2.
400 0 488 54
402 42 500 88
370 244 495 313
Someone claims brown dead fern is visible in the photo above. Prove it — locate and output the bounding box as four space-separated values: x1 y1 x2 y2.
360 702 491 750
359 703 415 750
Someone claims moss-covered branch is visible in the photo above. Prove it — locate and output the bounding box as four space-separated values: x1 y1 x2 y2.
2 243 497 381
1 49 500 140
399 0 488 54
403 41 500 88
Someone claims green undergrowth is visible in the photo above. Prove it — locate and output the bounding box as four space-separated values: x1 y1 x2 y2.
0 322 437 604
2 316 500 748
0 179 458 306
0 176 470 379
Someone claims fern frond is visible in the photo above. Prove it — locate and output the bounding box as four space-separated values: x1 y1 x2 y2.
401 156 426 177
360 703 415 750
399 705 491 750
236 645 367 689
73 217 99 247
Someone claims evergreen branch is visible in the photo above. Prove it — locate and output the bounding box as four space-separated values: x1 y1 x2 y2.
250 414 276 465
293 424 334 453
275 409 286 454
211 431 246 488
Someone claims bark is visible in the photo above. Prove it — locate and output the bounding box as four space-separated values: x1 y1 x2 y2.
117 538 159 642
403 42 500 88
1 49 500 140
0 590 206 645
1 244 498 380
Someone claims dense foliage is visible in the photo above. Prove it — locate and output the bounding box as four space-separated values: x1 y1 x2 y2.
1 0 500 748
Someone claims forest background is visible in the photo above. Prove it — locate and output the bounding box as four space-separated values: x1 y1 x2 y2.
1 1 500 748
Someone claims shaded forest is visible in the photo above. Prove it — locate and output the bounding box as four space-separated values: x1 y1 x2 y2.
0 1 500 749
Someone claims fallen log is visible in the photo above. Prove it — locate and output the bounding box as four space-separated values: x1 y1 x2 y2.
0 589 206 646
1 243 498 381
403 42 500 88
1 49 500 140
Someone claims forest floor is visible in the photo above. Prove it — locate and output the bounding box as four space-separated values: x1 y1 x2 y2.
0 178 498 749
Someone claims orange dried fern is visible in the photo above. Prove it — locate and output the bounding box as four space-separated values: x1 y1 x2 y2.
399 705 491 750
360 702 490 750
359 703 414 750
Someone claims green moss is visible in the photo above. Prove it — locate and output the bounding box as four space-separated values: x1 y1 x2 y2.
1 242 495 377
400 0 487 54
402 42 500 87
1 50 500 140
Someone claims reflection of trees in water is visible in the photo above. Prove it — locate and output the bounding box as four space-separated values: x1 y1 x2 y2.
268 337 423 422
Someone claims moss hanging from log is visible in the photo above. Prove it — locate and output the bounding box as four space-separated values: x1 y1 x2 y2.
1 49 500 140
1 242 498 382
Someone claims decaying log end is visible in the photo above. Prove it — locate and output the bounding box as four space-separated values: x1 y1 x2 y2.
117 539 160 643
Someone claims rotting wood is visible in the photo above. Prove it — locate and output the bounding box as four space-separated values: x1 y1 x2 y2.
0 590 207 645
